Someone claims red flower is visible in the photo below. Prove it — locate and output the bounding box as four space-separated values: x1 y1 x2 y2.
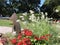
23 29 33 36
17 38 31 45
22 38 31 45
40 35 48 41
11 38 17 44
17 35 22 40
23 43 27 45
22 38 30 43
40 36 45 39
34 36 40 40
16 41 23 45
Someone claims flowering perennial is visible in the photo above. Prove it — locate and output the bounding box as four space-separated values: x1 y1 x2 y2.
11 29 51 45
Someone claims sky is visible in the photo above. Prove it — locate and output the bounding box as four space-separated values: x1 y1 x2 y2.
40 0 45 7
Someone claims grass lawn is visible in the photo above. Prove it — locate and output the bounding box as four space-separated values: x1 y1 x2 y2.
0 19 12 27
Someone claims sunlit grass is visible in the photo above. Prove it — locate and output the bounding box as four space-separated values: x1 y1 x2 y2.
0 19 12 27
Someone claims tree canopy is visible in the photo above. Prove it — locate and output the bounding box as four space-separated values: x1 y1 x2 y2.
41 0 60 19
0 0 40 16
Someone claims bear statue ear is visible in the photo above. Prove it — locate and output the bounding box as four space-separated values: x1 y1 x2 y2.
0 42 3 45
9 13 17 22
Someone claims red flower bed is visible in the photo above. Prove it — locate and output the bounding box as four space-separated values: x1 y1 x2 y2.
11 29 51 45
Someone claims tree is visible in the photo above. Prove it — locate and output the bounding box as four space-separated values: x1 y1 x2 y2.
12 0 40 12
41 0 60 19
0 0 41 16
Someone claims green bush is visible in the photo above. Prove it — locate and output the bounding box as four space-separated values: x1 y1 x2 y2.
20 19 57 37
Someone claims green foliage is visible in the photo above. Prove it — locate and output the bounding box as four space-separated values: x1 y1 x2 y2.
20 19 57 37
5 33 16 39
44 0 60 6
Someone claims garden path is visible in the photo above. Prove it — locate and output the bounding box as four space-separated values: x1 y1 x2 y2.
0 26 12 34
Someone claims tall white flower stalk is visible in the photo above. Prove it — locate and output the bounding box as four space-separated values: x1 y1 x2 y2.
19 16 24 21
22 12 27 16
29 14 36 22
41 12 45 20
37 16 40 21
29 10 34 14
45 12 48 21
29 10 36 22
45 12 48 16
